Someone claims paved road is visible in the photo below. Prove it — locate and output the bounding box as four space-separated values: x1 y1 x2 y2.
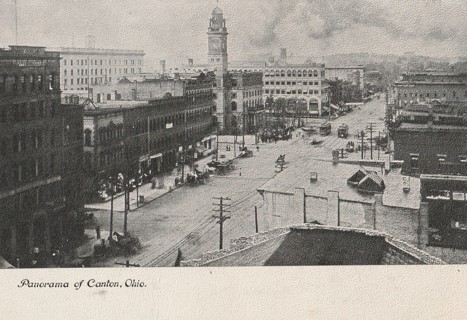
93 96 388 267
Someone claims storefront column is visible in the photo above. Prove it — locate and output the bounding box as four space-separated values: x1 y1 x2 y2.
28 221 34 253
10 226 17 259
45 215 52 253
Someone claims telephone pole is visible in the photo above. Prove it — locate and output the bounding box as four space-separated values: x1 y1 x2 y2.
212 197 231 250
366 123 376 160
109 177 114 242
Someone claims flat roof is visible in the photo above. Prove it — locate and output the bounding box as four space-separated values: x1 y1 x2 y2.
50 47 145 56
396 122 467 131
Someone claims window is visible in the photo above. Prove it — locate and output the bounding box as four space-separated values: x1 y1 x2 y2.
437 154 446 169
410 154 419 169
47 154 55 175
50 128 56 146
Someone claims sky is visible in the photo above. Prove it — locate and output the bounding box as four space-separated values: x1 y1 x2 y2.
1 0 466 69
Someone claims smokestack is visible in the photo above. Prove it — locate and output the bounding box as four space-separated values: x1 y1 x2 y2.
160 60 166 74
280 48 287 60
188 58 193 66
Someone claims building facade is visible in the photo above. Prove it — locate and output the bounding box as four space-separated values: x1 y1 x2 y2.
393 102 467 176
231 64 329 117
206 6 264 133
0 46 84 266
325 66 365 90
393 72 467 108
83 92 215 199
56 47 145 100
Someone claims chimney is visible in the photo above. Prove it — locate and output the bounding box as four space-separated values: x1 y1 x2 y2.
280 48 287 60
160 60 166 74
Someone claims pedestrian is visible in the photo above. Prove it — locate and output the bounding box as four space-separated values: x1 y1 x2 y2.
95 226 101 239
256 145 260 152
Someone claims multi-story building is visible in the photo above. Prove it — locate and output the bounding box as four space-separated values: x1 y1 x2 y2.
325 66 365 90
54 46 145 100
227 72 263 134
83 91 215 199
206 6 264 134
393 72 467 108
393 101 467 176
88 72 215 103
259 64 328 116
0 46 84 266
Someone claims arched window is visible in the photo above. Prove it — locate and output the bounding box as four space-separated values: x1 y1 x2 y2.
231 101 237 111
313 70 318 77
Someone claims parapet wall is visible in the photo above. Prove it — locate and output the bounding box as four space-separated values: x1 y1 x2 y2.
180 227 290 267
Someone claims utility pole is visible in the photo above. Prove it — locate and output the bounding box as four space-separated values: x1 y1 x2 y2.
123 178 128 235
212 197 231 250
369 123 373 160
360 130 365 160
109 177 114 242
366 122 375 160
216 122 219 161
181 110 187 182
242 110 245 149
254 206 258 233
378 131 381 160
233 135 237 158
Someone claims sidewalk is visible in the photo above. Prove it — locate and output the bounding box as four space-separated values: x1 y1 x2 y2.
84 143 258 213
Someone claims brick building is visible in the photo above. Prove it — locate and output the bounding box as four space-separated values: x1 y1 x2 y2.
393 72 467 108
206 6 264 134
0 46 84 266
421 175 467 250
83 91 215 199
181 225 444 266
393 102 467 176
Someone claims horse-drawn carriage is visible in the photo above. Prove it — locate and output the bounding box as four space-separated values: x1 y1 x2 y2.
112 232 142 255
207 159 235 175
186 169 210 186
239 146 253 158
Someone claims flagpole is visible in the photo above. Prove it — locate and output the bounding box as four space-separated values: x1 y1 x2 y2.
15 0 18 45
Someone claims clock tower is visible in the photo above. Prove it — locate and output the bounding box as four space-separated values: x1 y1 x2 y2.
208 6 228 75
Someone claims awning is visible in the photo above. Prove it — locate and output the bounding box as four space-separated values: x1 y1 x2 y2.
139 155 149 162
196 146 207 153
150 153 163 159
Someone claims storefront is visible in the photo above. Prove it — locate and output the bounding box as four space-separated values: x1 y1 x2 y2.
421 174 467 249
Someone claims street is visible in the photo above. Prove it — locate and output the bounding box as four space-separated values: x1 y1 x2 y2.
92 96 388 267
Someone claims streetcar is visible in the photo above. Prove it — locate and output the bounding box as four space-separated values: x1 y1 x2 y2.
319 122 331 136
337 124 349 138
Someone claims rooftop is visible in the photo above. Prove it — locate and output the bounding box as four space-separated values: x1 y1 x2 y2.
396 122 467 131
51 47 145 56
258 158 421 209
181 225 445 266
